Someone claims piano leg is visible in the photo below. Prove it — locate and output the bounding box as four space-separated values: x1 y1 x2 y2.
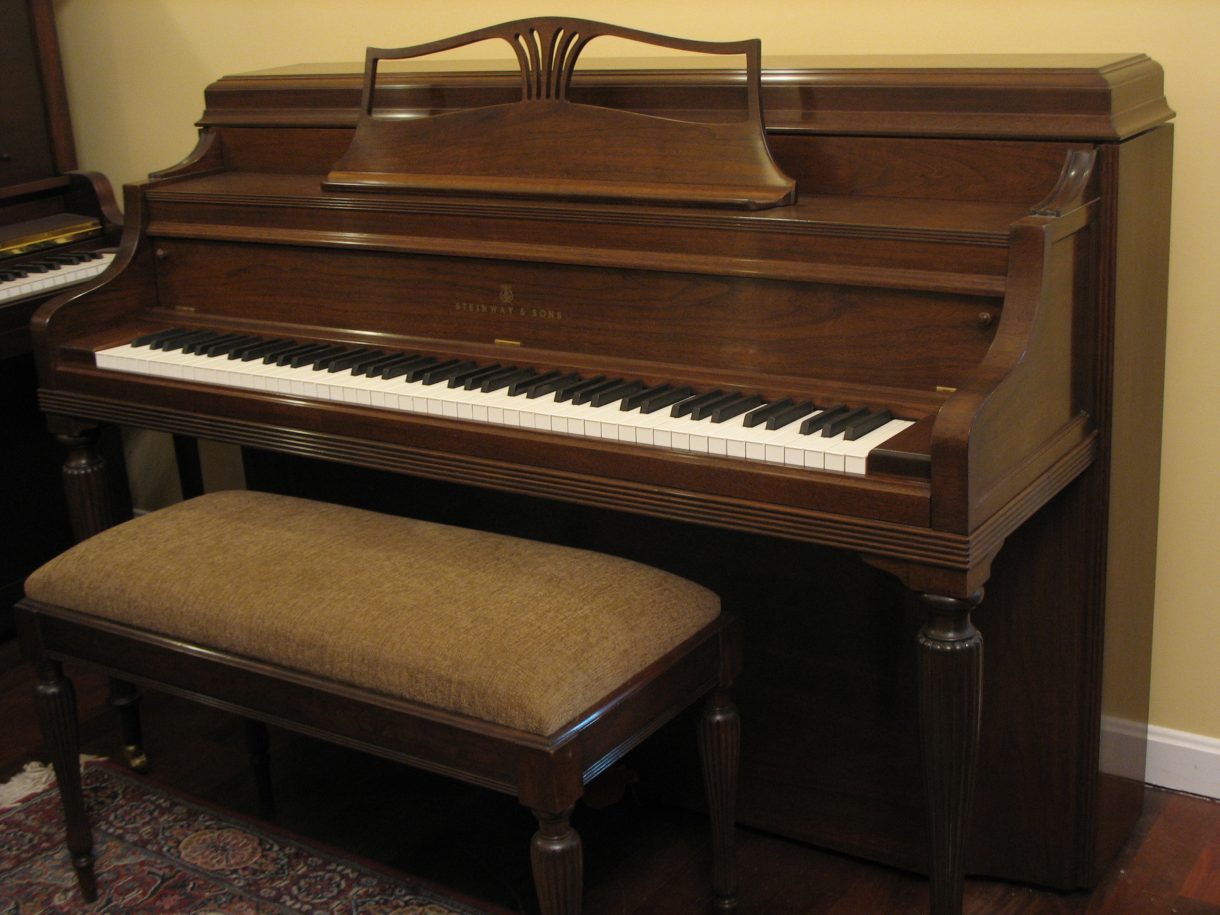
57 425 150 772
917 590 984 915
57 427 130 541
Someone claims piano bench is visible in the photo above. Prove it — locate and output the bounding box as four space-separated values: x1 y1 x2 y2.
16 489 740 914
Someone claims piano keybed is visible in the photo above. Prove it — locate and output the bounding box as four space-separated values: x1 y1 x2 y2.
95 328 912 476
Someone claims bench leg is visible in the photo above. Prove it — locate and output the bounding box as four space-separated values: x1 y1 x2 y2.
34 660 97 902
530 806 582 915
699 688 740 911
107 677 148 772
244 718 276 817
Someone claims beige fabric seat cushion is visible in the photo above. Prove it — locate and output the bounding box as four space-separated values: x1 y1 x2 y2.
24 490 720 736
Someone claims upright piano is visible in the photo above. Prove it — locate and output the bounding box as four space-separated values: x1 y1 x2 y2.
28 19 1173 913
2 0 120 633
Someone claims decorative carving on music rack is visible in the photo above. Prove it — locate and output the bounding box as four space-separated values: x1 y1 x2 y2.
324 17 796 209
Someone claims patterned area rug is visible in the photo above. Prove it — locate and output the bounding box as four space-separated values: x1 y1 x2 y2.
0 759 501 913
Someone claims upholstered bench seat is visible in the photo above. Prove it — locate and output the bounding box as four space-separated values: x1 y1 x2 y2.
18 489 740 914
24 490 721 736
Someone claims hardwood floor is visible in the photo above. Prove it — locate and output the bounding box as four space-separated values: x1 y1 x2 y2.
2 636 1216 914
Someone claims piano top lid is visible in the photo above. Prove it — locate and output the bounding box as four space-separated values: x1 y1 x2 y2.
321 18 796 210
204 51 1173 142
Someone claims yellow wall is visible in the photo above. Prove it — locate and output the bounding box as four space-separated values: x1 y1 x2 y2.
53 0 1219 739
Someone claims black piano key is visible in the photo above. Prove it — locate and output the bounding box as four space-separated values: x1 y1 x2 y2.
589 380 647 408
799 404 850 435
621 384 670 412
638 386 696 414
571 378 624 406
290 345 344 368
133 327 189 348
344 349 393 373
450 363 503 389
150 328 209 350
765 400 817 431
378 354 432 379
235 338 293 361
270 343 327 365
555 375 609 403
742 398 794 428
161 329 218 352
43 252 87 264
351 352 406 376
842 409 895 441
182 331 236 354
480 367 537 393
325 349 385 373
521 372 579 399
189 332 245 354
403 357 445 382
418 360 473 385
202 334 262 357
508 369 559 396
303 346 355 370
710 393 767 423
673 390 726 419
820 406 871 437
690 392 741 421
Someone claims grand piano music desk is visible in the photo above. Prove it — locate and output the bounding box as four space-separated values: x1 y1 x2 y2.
23 18 1173 915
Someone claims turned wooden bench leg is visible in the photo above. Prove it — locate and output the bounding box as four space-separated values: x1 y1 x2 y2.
107 677 148 772
33 659 97 902
530 806 583 915
700 687 740 911
244 718 276 817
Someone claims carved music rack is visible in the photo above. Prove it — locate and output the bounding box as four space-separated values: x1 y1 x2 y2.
324 17 796 209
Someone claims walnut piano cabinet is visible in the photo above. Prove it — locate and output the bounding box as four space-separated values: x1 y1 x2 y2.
26 23 1172 914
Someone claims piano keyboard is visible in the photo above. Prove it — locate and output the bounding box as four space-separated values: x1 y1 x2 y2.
95 329 913 475
0 250 115 304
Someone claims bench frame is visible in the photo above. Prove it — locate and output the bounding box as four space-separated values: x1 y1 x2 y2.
16 596 740 913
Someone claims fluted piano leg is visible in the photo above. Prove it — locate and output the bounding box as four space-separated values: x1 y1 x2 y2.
57 427 129 542
34 659 97 902
530 806 582 915
917 590 984 915
699 687 740 911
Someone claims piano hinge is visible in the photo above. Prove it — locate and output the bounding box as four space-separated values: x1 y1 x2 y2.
936 385 957 394
495 338 522 347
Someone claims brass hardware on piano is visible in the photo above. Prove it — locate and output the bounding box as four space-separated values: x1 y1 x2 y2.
27 16 1173 915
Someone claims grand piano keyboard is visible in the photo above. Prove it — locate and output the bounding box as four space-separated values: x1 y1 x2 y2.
96 328 913 475
0 250 115 304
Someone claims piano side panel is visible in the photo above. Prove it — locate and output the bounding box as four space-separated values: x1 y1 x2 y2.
1088 123 1173 877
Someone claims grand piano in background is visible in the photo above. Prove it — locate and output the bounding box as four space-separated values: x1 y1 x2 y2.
27 19 1173 913
1 0 121 635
